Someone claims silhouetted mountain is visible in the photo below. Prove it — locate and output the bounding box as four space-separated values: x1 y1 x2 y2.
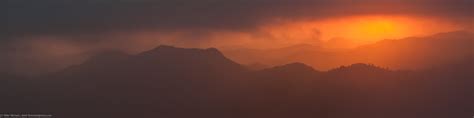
23 45 248 118
327 63 391 78
351 30 473 69
261 62 316 73
329 63 389 73
1 46 472 118
223 31 474 70
252 62 319 85
56 45 245 77
222 44 329 69
135 45 245 73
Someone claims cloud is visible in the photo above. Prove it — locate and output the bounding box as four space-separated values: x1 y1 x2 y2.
5 0 472 38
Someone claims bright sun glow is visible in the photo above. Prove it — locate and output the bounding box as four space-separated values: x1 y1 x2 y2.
313 16 418 44
353 19 398 39
260 15 460 46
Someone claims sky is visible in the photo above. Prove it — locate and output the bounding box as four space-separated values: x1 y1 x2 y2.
3 0 473 75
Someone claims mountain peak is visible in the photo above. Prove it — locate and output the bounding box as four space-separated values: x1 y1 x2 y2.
155 45 176 49
329 63 389 73
58 45 245 77
204 47 223 55
264 62 316 72
150 45 181 51
281 62 313 69
144 45 224 56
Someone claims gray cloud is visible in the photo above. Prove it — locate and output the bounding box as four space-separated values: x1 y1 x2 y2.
6 0 472 38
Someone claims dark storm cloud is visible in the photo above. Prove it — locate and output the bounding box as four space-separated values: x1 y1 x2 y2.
6 0 472 39
5 0 298 37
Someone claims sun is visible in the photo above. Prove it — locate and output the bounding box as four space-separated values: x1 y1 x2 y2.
258 15 460 48
345 17 403 42
305 15 459 44
260 16 414 45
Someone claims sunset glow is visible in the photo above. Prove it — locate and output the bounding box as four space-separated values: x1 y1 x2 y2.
4 0 474 117
346 17 401 41
261 15 461 46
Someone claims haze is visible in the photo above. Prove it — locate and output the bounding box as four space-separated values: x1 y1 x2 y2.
2 1 474 117
3 0 473 74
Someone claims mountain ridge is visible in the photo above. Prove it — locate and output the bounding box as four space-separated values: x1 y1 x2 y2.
222 30 473 70
1 44 472 118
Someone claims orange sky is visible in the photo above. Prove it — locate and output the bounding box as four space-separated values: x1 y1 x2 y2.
114 15 464 51
160 15 463 50
259 15 462 47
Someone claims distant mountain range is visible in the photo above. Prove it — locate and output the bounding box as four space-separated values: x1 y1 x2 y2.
1 42 472 118
223 30 473 70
